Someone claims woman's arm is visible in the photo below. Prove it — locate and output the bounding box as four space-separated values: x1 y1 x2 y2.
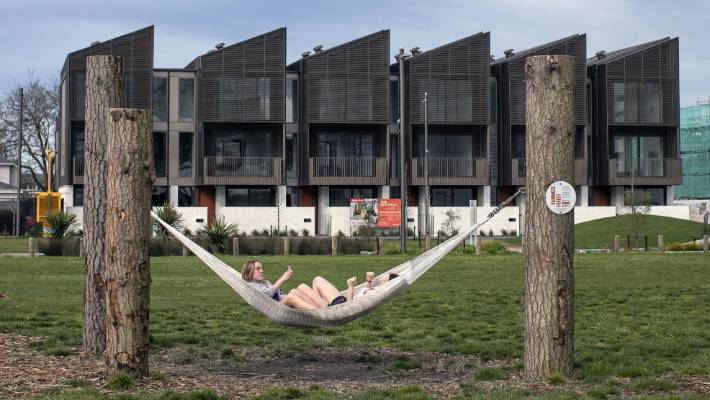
273 266 294 289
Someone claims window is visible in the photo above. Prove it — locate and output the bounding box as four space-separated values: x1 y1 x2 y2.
71 122 84 175
612 135 664 177
389 134 399 178
389 186 401 199
490 80 497 124
73 185 84 207
286 133 297 179
316 132 374 158
575 127 585 159
430 187 475 207
179 132 193 177
329 187 375 207
225 187 276 207
511 127 526 158
151 186 169 206
624 187 665 206
152 77 167 122
178 186 196 207
286 187 300 207
286 79 298 123
390 80 399 123
153 132 167 177
178 78 194 122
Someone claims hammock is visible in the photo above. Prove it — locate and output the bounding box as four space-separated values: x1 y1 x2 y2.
152 189 523 328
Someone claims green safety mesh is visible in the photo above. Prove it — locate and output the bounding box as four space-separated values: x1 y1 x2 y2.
676 102 710 199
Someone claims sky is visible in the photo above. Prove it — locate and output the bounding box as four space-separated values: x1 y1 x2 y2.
0 0 707 107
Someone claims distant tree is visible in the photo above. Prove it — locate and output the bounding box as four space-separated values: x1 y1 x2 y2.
624 190 652 244
440 209 461 237
0 72 59 191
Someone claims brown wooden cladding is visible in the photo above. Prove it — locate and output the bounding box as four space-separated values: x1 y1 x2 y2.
304 30 390 123
408 32 490 125
198 28 286 123
67 26 154 121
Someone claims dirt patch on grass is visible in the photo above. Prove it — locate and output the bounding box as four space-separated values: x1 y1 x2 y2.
2 332 710 399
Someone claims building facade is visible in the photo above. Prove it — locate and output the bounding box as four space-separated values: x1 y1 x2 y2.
676 100 710 200
57 26 686 235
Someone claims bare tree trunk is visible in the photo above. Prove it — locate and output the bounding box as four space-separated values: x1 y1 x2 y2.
83 55 123 354
105 108 153 377
523 55 576 379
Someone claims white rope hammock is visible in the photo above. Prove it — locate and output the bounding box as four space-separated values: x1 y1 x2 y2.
152 189 523 328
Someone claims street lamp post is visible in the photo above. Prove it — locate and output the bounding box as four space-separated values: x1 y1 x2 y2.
396 48 410 254
15 88 23 237
423 92 429 246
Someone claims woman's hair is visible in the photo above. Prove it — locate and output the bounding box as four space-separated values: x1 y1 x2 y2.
241 260 261 282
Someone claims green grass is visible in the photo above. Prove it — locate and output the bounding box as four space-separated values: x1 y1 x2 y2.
0 236 29 253
2 253 710 399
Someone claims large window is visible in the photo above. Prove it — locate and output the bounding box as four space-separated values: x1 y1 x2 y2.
414 128 485 159
73 185 84 207
152 77 167 122
329 187 375 207
286 187 300 207
178 78 194 122
624 187 665 206
71 122 84 175
613 135 664 177
613 82 660 124
151 186 169 206
286 79 297 123
179 132 193 177
153 132 167 177
225 187 276 207
178 186 196 207
390 80 399 123
286 133 297 179
316 132 374 158
431 187 475 207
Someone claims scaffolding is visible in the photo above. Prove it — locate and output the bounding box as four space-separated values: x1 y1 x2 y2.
676 98 710 199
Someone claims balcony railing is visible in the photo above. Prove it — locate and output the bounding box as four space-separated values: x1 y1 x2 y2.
411 157 489 185
512 157 588 185
73 156 84 184
608 158 682 185
308 157 386 185
203 156 282 185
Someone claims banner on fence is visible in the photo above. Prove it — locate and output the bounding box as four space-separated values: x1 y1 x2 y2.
350 198 401 229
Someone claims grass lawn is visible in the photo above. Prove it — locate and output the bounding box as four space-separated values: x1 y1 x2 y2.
0 236 29 253
1 253 709 399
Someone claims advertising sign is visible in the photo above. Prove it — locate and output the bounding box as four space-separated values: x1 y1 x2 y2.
545 181 576 215
376 199 401 228
350 198 402 229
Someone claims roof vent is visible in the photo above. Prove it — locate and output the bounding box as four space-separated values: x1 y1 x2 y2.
595 50 606 59
215 42 225 50
207 49 216 54
91 41 100 46
313 45 323 53
491 54 495 62
504 49 514 58
410 47 420 56
301 51 311 58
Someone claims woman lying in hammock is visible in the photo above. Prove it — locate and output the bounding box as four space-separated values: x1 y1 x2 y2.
241 260 354 310
241 260 399 310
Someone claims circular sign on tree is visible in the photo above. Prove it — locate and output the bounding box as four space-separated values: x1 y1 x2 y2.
545 181 576 215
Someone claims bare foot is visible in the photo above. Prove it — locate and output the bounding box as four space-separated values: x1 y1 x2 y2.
347 277 357 288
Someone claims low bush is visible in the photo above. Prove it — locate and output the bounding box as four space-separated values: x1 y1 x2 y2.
481 240 510 255
288 229 299 237
666 241 703 251
301 228 310 237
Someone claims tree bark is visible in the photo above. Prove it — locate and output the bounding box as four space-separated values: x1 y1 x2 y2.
83 55 123 354
523 55 576 379
105 108 153 377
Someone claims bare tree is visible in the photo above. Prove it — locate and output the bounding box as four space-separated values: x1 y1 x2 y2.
0 72 59 190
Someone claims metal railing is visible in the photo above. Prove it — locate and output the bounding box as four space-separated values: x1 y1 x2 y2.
512 157 588 185
72 156 84 184
411 157 489 185
203 156 281 185
608 158 682 185
308 157 386 185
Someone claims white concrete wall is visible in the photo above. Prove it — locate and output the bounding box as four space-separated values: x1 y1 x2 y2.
218 207 277 235
647 206 690 220
328 207 352 236
178 207 208 234
65 206 84 230
59 185 73 209
574 206 616 224
281 207 316 235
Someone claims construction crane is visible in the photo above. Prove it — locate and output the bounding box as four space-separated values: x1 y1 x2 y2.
35 148 62 224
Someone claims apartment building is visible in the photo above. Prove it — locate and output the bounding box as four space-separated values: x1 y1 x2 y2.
57 26 686 235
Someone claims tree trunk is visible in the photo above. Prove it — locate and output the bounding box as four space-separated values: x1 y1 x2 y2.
523 55 576 379
83 55 123 354
105 108 153 377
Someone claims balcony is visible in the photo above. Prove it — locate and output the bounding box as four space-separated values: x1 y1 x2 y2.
203 156 282 185
308 157 386 185
608 158 681 186
411 157 489 185
511 157 588 186
73 156 84 184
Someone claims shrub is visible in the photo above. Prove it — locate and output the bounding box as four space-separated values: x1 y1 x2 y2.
261 228 270 236
288 228 299 237
479 230 487 237
183 228 192 236
666 241 702 251
488 229 494 237
441 209 462 237
199 217 238 253
44 211 78 239
152 202 184 240
250 229 261 237
500 229 509 236
301 228 310 237
481 240 510 255
509 229 517 236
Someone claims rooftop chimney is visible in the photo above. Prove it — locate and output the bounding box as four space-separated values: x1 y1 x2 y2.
595 50 606 59
504 49 514 58
410 47 420 56
491 54 495 62
301 51 311 58
215 42 225 50
313 45 323 53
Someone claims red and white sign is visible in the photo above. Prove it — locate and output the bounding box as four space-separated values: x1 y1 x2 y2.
376 199 401 228
545 181 576 215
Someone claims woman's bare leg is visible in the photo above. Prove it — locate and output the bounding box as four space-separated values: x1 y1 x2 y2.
281 290 319 310
296 283 329 308
312 276 340 304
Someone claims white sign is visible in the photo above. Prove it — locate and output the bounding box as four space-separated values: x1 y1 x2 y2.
545 181 576 215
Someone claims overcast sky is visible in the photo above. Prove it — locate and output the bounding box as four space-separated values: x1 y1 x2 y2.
0 0 707 106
